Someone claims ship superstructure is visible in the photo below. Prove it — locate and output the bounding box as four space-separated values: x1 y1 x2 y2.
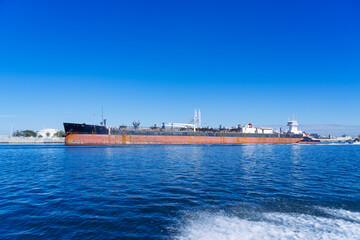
287 115 302 135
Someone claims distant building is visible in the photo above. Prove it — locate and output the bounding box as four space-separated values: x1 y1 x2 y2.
37 129 59 138
309 133 320 138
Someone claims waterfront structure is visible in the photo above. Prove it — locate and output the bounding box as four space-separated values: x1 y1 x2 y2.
37 128 59 138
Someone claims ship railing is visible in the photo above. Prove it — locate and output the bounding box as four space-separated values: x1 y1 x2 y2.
119 127 187 132
116 127 230 133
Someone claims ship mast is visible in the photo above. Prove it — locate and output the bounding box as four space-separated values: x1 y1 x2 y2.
101 107 106 126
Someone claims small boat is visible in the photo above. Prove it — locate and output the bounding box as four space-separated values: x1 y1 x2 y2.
348 139 360 144
298 136 320 143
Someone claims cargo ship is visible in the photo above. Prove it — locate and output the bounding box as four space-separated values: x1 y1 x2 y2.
64 110 307 145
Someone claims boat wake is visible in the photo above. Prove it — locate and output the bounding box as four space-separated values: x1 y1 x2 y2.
174 207 360 240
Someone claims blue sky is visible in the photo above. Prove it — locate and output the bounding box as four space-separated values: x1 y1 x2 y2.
0 0 359 136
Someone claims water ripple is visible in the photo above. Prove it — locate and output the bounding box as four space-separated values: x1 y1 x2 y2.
0 144 359 239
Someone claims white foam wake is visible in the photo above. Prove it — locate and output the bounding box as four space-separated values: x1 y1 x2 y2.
319 207 360 222
175 208 360 240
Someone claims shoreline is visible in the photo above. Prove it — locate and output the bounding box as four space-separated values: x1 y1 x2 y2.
0 137 65 144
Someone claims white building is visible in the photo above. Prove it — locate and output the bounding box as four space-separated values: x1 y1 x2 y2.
37 128 60 138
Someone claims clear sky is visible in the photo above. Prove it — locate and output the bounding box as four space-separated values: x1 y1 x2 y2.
0 0 359 135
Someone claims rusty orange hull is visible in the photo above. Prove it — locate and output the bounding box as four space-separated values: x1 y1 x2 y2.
65 133 302 145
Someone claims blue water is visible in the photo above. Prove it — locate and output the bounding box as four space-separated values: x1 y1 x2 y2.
0 144 359 239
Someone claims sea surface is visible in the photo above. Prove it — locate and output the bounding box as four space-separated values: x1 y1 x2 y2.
0 144 359 239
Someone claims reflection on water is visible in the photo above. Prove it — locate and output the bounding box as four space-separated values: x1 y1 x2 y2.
290 144 301 163
242 144 257 159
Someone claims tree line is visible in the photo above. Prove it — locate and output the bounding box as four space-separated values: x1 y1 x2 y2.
12 130 65 138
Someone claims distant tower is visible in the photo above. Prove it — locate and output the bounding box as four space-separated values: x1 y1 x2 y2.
198 109 201 128
193 109 202 128
194 109 197 126
287 114 302 134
